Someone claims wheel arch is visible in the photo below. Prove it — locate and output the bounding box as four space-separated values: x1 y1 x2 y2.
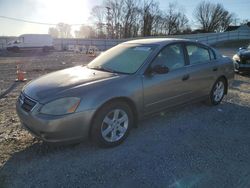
88 97 139 138
217 75 228 94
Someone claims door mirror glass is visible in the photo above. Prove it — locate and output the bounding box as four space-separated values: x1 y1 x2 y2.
152 65 169 74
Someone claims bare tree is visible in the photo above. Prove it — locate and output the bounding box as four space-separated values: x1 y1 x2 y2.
148 3 189 36
122 0 141 38
48 23 72 38
141 0 159 37
90 1 125 39
75 25 96 38
91 6 106 38
151 12 163 35
105 0 125 39
50 23 72 38
240 19 249 25
194 1 234 32
89 0 190 38
48 27 59 38
165 3 189 35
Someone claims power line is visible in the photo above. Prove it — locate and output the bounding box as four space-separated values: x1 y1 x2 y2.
0 15 84 26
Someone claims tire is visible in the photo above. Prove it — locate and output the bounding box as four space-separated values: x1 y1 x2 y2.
12 46 20 53
91 101 133 147
43 46 50 52
6 47 12 51
207 78 226 105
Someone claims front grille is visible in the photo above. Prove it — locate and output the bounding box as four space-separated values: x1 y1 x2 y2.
19 93 37 112
240 56 250 64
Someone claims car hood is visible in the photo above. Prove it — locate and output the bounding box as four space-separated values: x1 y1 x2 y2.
238 50 250 59
23 66 118 102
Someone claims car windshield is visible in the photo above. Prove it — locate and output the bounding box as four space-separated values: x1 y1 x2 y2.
87 44 156 74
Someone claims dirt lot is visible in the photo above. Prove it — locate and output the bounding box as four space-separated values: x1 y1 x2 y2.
0 51 94 165
0 49 250 187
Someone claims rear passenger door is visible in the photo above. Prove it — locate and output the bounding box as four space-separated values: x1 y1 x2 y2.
184 43 218 98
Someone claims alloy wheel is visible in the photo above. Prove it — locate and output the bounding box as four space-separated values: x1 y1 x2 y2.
213 81 225 102
101 109 129 142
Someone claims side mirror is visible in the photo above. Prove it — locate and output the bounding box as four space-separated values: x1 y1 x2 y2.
151 65 169 74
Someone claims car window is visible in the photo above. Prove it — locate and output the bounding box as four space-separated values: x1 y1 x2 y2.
151 44 185 71
186 44 210 65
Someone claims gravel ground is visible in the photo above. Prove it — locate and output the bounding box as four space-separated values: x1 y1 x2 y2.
0 48 250 188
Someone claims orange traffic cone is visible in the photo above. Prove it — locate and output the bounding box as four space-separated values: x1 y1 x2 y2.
15 64 27 82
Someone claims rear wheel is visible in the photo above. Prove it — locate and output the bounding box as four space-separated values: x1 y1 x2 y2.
207 78 226 105
43 46 50 52
91 102 133 147
12 46 20 53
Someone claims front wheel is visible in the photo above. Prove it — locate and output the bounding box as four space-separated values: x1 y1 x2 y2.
11 46 20 53
207 78 226 105
91 102 133 147
43 46 50 52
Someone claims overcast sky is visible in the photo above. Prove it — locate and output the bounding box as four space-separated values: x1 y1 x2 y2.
0 0 249 36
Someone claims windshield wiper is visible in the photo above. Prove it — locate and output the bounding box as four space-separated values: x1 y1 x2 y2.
87 65 131 75
87 65 115 73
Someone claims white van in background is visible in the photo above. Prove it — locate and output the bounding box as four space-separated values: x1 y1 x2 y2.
7 34 54 52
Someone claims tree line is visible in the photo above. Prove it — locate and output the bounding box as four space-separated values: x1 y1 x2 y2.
49 0 240 39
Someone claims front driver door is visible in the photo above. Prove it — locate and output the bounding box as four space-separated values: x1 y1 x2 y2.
142 43 193 115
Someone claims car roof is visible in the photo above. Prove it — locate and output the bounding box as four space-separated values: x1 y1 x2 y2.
123 38 194 46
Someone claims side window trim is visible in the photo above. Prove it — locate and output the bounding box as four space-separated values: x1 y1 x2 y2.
183 42 190 66
209 48 217 60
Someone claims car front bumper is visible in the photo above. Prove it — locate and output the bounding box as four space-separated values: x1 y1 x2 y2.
16 98 96 143
234 61 250 72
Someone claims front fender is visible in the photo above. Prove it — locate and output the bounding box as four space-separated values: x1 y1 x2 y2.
76 75 144 116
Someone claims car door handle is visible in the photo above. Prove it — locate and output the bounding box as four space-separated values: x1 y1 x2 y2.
182 74 190 81
213 67 218 71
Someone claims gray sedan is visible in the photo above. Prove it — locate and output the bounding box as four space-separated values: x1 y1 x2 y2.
16 38 234 147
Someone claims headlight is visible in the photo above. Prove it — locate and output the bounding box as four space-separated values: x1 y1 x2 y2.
40 97 81 115
233 54 240 62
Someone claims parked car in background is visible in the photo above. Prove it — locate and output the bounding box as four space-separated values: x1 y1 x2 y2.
233 45 250 73
16 38 234 147
7 34 54 52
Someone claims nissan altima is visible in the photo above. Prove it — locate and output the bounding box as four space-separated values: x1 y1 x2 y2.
16 38 234 147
